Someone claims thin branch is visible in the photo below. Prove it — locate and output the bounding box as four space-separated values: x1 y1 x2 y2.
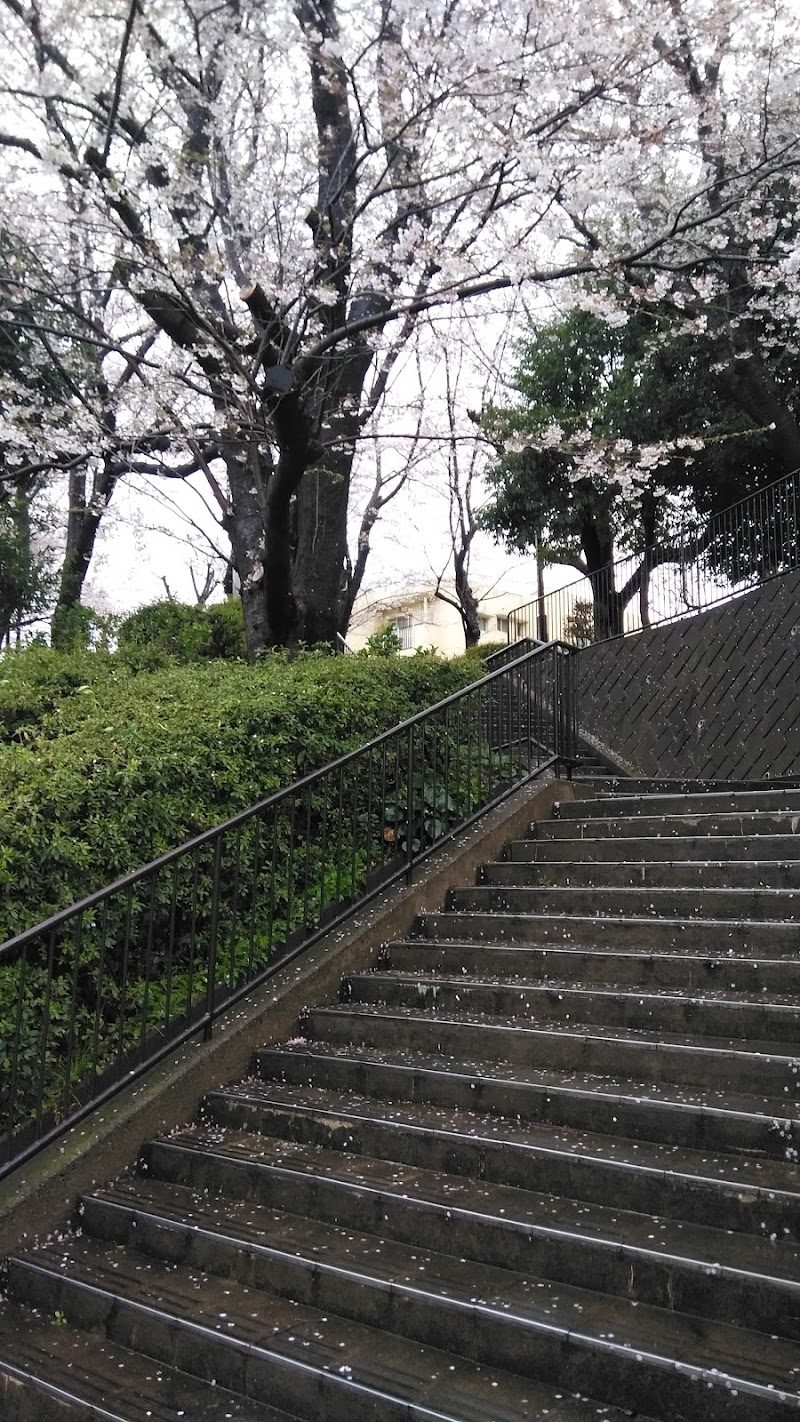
0 130 42 158
101 0 141 164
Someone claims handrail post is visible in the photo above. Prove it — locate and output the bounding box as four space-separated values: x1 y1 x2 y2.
567 645 578 777
406 721 415 883
552 646 561 778
554 644 578 779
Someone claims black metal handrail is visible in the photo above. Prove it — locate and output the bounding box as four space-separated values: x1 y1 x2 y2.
508 469 800 647
0 639 577 1180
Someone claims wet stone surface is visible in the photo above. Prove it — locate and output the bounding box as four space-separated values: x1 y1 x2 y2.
2 778 800 1420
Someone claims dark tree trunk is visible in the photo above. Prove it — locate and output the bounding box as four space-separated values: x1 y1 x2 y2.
51 457 117 648
638 487 658 629
226 424 358 657
281 344 372 649
224 450 271 662
580 511 620 639
264 450 303 648
291 454 351 646
536 546 548 641
454 546 480 648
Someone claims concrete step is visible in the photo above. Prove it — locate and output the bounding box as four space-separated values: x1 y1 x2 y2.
202 1080 800 1237
571 759 615 777
141 1128 800 1334
5 1242 664 1422
540 810 800 839
0 1300 301 1421
413 908 800 953
63 1179 800 1419
507 832 800 863
380 939 800 993
305 1002 799 1094
481 858 800 889
346 970 800 1044
252 1039 796 1156
448 883 800 921
560 790 800 818
572 778 800 796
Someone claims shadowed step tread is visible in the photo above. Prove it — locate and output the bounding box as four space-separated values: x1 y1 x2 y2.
145 1128 800 1289
538 810 800 838
305 1002 800 1095
253 1038 800 1154
381 940 800 991
507 834 800 863
0 1300 303 1422
413 909 800 953
5 1243 663 1422
203 1077 800 1222
345 970 800 1039
123 1142 800 1337
480 859 800 889
77 1181 800 1380
558 790 800 817
449 883 800 919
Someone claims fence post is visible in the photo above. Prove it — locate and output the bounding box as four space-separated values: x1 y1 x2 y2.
555 644 578 778
568 646 579 774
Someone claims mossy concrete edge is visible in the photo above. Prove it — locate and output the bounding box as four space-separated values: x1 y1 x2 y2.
0 773 579 1257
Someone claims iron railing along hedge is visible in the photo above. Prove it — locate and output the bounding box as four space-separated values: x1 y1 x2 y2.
508 469 800 648
0 639 577 1181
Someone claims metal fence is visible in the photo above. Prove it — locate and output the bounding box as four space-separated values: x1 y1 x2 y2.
0 639 577 1180
508 471 800 648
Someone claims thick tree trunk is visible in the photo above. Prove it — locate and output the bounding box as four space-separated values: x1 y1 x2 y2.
291 455 351 646
580 511 620 639
51 458 117 648
286 346 372 647
235 285 380 653
224 451 271 662
226 434 354 656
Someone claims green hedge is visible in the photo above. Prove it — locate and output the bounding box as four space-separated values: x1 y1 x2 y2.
0 646 479 942
116 598 248 663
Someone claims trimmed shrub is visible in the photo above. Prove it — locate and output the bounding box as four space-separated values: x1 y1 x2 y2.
116 598 247 663
0 646 478 940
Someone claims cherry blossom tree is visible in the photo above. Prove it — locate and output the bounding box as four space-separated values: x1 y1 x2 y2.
0 0 797 651
546 0 800 486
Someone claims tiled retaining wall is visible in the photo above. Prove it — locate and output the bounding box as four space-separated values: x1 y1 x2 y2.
577 569 800 778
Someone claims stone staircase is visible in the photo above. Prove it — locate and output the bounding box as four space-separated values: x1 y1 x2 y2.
1 781 799 1421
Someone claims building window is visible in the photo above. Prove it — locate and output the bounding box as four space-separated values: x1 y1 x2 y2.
478 615 490 634
393 615 414 650
496 615 508 634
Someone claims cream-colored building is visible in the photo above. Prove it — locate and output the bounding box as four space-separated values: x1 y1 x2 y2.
347 585 528 656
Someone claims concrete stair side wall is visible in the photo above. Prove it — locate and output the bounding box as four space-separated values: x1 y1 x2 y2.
577 567 800 779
